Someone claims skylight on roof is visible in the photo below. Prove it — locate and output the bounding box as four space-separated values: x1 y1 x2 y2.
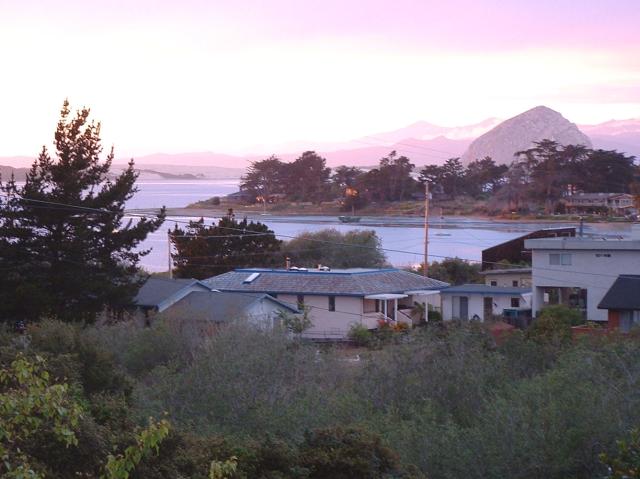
243 272 261 284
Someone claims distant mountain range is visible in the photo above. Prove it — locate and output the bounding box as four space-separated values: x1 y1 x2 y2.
1 107 638 178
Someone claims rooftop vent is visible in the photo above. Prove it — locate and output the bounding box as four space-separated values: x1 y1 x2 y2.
243 272 261 283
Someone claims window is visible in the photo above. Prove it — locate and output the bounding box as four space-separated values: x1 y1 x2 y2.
549 253 572 265
619 310 640 333
512 280 519 287
328 296 335 312
297 295 304 308
490 281 497 286
511 297 520 308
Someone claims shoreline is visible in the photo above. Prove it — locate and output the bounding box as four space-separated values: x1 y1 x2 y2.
128 205 638 228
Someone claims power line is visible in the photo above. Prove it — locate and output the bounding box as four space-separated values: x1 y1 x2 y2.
1 192 631 279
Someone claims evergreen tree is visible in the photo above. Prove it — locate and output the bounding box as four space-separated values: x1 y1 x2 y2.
170 216 282 279
0 101 165 323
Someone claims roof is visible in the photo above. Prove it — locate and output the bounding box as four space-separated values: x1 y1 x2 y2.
134 277 210 309
598 275 640 310
525 238 640 251
441 284 531 296
480 268 532 275
203 268 448 296
180 291 299 322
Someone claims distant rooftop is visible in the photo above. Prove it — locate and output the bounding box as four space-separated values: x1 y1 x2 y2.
481 267 532 275
441 284 531 295
525 238 640 251
235 267 396 275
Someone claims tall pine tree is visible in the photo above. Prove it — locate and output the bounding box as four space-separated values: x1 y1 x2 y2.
0 101 165 322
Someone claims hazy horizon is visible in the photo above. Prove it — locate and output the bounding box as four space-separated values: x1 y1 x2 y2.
1 0 639 158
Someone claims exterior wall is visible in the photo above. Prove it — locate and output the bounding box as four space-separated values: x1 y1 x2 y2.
608 310 620 330
441 293 527 321
156 284 212 313
484 272 532 288
158 295 290 329
530 248 640 322
278 294 364 339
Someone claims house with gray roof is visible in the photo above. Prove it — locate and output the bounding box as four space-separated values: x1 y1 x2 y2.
131 277 296 329
204 267 448 339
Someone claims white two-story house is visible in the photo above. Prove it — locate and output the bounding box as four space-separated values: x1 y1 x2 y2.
204 267 448 339
525 237 640 323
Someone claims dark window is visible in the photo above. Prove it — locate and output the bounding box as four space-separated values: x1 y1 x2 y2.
490 281 497 286
297 295 304 308
375 300 380 313
511 297 520 308
512 280 518 287
328 296 336 312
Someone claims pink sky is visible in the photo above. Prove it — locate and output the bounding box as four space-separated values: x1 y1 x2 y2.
1 0 639 156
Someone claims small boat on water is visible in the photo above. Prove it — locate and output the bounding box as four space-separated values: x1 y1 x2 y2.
338 215 361 223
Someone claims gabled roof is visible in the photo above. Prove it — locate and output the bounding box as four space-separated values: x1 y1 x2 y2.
441 284 531 295
134 277 211 310
598 275 640 310
181 291 299 322
204 268 448 296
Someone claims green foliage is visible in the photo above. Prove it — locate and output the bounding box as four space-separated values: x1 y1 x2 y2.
526 305 582 344
348 324 374 347
282 228 387 269
0 101 165 323
209 456 237 479
279 307 314 335
0 355 83 478
422 257 481 285
298 427 406 479
102 418 170 479
600 428 640 479
9 315 640 478
170 216 282 278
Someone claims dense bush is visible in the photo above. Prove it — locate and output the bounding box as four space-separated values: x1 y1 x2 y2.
4 318 640 478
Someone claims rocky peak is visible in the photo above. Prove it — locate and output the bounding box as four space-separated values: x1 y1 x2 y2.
461 106 592 165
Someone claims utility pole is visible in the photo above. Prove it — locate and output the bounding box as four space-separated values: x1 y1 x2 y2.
423 182 430 277
167 230 173 279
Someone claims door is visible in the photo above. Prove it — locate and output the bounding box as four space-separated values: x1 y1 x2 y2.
459 296 469 320
483 297 493 320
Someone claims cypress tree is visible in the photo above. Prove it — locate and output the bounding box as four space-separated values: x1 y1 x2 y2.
0 100 165 322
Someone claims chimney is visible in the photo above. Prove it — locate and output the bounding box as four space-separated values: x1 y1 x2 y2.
285 257 291 270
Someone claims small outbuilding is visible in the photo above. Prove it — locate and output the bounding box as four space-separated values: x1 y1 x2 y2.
440 284 531 322
597 274 640 332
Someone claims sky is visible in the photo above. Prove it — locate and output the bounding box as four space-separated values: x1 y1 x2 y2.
0 0 639 157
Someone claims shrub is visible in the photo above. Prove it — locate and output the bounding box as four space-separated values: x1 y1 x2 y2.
348 324 373 347
526 305 582 345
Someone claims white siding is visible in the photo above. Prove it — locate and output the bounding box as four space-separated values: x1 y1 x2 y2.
530 248 640 322
278 294 364 338
484 272 532 288
442 293 528 321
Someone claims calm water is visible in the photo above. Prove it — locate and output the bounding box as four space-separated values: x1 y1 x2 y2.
128 180 634 272
127 180 240 209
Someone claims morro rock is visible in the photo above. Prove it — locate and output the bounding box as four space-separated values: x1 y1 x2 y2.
461 106 592 165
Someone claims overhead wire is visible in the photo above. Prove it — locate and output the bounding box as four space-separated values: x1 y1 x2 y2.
0 192 629 279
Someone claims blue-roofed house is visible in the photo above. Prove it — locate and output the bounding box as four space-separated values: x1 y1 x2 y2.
204 267 448 339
